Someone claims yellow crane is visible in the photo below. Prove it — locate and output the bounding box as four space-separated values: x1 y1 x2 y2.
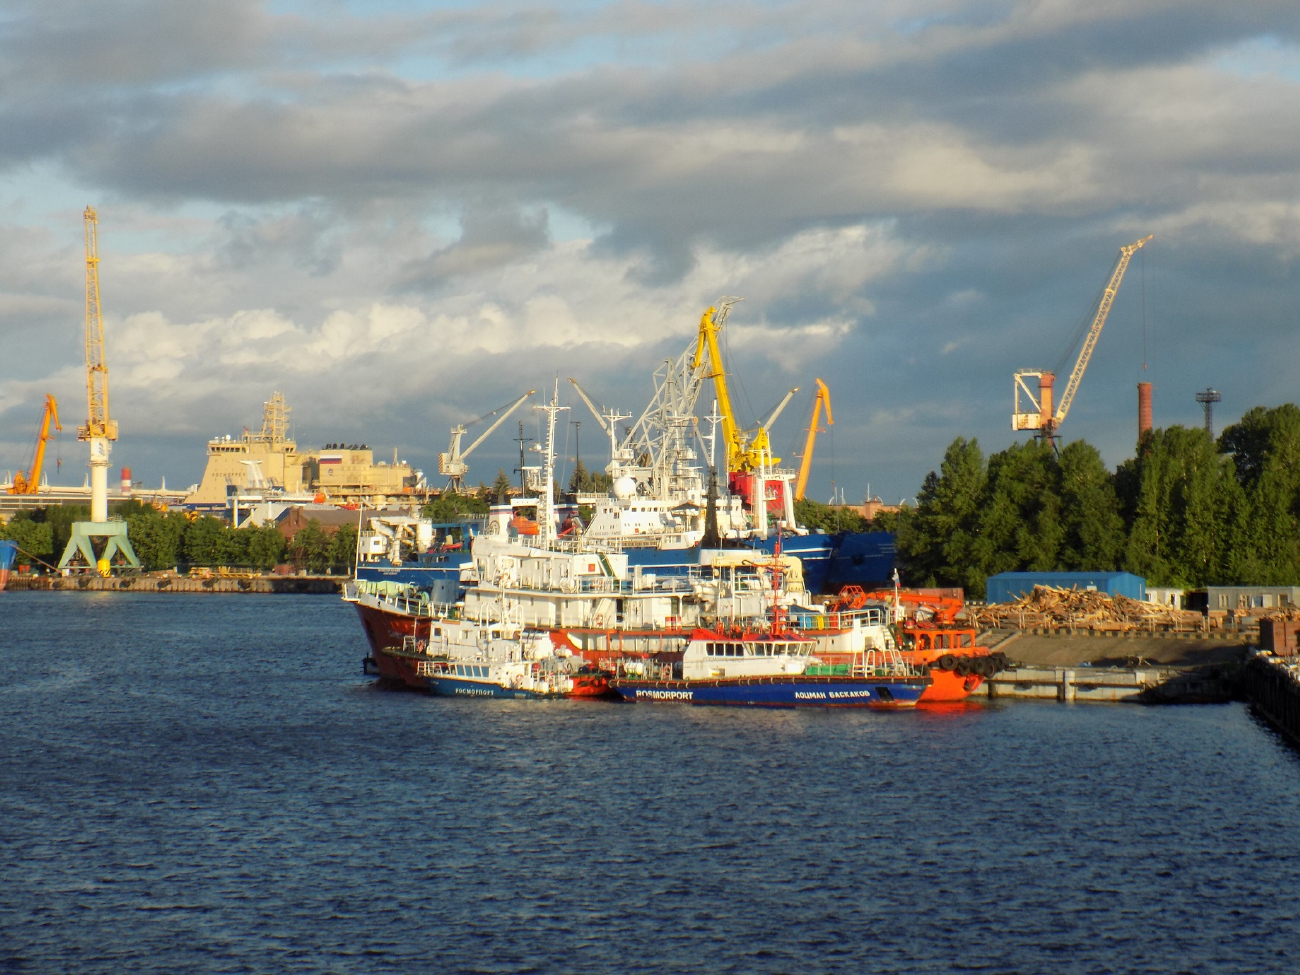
692 300 798 472
78 205 118 520
793 380 832 502
58 206 139 573
1012 234 1153 443
9 395 61 495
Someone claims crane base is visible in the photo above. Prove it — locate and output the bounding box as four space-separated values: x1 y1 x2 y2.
58 521 141 574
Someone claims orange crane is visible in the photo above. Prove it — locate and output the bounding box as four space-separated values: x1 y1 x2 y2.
9 395 61 495
1012 235 1153 443
793 379 832 501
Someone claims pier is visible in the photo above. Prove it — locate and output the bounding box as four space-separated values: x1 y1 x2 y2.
3 573 342 594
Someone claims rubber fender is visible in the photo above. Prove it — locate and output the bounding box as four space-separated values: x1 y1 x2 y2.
937 653 957 671
954 656 973 677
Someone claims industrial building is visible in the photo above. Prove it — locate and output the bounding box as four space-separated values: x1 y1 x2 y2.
186 393 421 506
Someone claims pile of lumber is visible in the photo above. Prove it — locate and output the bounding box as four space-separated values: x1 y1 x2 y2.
973 585 1203 631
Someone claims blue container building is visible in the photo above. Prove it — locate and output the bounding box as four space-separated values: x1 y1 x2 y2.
985 571 1146 604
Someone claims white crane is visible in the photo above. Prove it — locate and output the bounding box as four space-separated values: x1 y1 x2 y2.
439 390 536 492
1012 235 1153 444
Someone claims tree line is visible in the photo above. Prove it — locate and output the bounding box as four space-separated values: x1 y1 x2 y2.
0 500 356 573
886 404 1300 596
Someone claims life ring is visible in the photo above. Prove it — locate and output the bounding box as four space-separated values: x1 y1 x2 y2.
512 673 524 688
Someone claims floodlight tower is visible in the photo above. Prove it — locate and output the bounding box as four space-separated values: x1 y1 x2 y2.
1196 388 1222 439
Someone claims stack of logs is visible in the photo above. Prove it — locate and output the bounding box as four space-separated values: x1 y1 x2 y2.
972 585 1204 632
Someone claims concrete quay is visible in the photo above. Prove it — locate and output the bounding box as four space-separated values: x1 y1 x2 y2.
973 629 1245 703
4 573 342 594
1239 652 1300 746
974 665 1234 703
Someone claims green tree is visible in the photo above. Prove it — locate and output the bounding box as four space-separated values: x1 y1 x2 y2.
896 437 987 593
422 492 490 522
567 460 612 494
794 498 869 533
1219 405 1300 583
327 523 358 571
247 524 287 570
972 439 1064 578
491 468 513 501
1057 440 1125 570
288 520 330 572
184 516 227 566
1120 426 1237 587
0 516 54 567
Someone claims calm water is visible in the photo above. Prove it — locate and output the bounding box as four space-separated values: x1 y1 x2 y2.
1 592 1299 973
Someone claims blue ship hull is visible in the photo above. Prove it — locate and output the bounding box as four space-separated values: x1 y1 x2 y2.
425 676 542 699
610 674 927 708
359 531 897 597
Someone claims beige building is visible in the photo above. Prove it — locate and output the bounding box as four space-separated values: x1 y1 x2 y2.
186 392 419 505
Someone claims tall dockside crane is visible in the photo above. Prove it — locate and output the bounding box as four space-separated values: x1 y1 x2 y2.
793 379 832 502
692 300 798 473
59 207 140 573
1011 235 1153 444
8 395 61 495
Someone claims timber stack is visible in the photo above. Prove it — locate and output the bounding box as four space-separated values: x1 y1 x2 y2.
972 585 1205 632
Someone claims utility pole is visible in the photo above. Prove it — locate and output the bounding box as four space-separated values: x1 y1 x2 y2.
1196 388 1222 439
571 420 581 489
513 420 533 494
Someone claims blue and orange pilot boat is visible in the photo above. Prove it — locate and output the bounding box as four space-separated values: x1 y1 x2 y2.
609 624 929 708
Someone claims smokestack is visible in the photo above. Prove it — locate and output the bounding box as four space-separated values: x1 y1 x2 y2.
1137 383 1153 439
121 467 132 496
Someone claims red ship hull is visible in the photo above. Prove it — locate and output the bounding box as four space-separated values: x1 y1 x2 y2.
353 600 432 689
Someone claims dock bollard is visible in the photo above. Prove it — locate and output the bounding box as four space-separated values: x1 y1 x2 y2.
1059 670 1076 703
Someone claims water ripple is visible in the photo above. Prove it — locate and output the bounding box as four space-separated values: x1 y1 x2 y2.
1 592 1299 973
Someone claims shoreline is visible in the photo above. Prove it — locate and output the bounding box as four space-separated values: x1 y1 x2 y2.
2 574 343 594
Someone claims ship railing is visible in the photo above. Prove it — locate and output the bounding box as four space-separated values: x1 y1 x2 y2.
857 647 922 678
402 635 430 656
790 607 887 631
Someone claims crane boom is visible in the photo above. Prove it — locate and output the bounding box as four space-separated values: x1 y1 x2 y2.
691 298 793 472
79 207 117 444
691 300 744 471
1052 234 1153 427
9 395 61 495
793 380 832 502
438 389 535 491
566 378 611 435
1011 234 1152 441
464 390 536 458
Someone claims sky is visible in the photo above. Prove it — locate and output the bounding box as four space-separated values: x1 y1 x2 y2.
2 0 1299 503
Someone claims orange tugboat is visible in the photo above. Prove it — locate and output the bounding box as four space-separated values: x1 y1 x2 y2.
795 586 1008 703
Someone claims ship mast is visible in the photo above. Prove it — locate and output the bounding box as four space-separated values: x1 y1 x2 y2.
533 380 568 544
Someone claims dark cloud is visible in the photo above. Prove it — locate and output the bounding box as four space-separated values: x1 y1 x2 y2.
4 0 1300 498
396 204 549 288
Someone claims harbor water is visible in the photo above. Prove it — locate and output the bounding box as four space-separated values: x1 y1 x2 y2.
2 592 1299 973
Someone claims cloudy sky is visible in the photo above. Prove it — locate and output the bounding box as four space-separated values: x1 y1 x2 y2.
2 0 1298 502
